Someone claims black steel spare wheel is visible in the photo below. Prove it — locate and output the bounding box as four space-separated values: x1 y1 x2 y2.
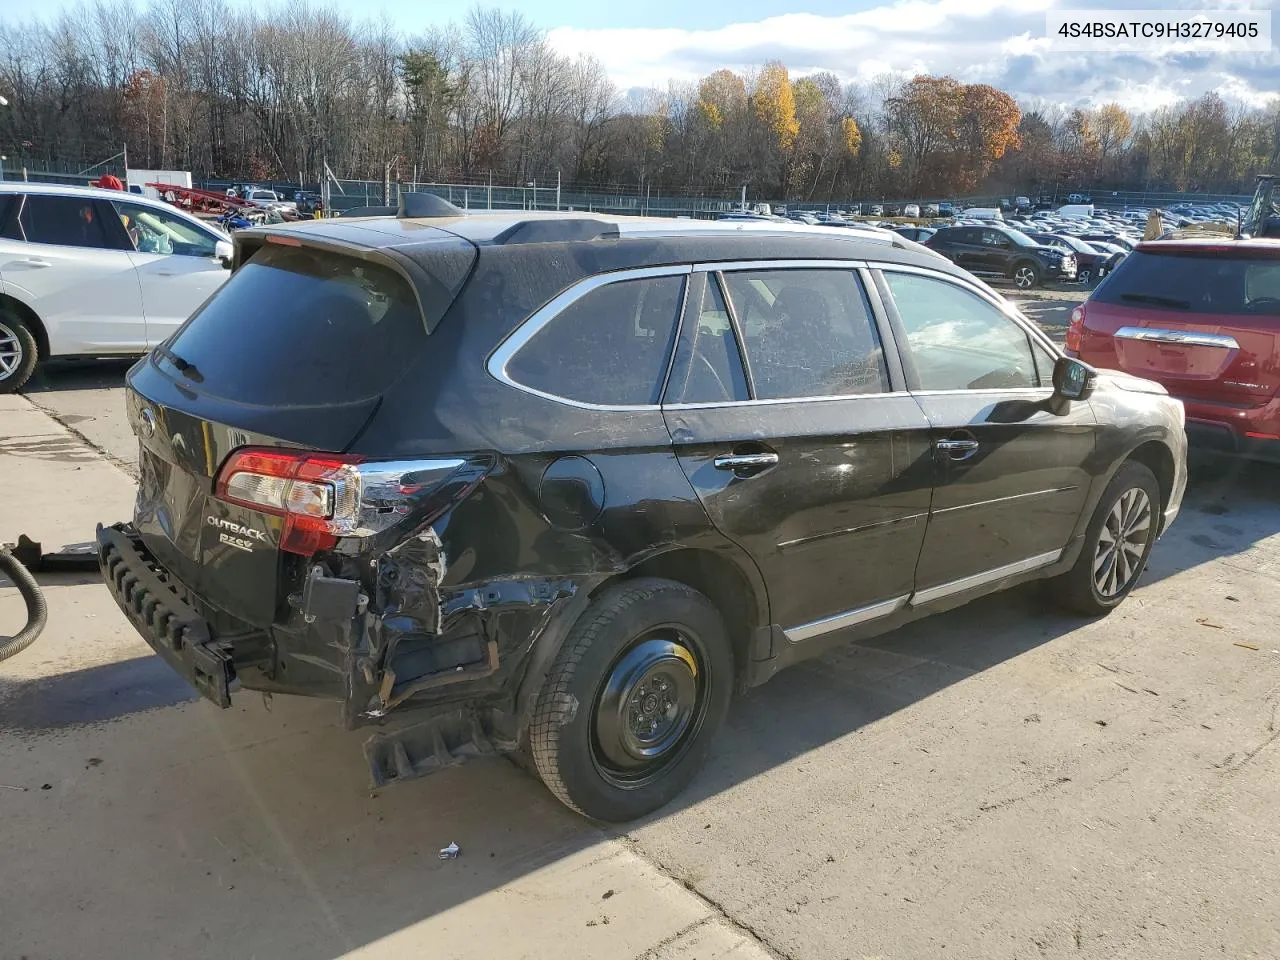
593 632 705 785
528 578 733 822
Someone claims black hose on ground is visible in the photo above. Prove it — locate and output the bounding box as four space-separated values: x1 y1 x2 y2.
0 546 47 662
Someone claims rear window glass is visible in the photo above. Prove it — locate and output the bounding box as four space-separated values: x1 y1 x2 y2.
164 244 426 405
1095 251 1280 316
505 275 684 406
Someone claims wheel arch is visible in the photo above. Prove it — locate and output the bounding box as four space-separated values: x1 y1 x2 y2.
613 546 770 688
0 293 49 359
1125 439 1176 519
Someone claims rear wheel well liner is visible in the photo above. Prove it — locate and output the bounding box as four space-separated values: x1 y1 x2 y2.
0 295 48 359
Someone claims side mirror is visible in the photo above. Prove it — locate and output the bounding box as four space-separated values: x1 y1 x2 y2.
1052 355 1095 402
215 239 233 269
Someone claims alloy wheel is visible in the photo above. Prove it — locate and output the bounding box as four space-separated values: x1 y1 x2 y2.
1014 265 1037 289
0 321 22 379
592 630 707 788
1093 487 1152 598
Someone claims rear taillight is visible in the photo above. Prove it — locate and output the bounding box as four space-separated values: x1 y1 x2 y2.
1065 305 1085 353
215 448 469 556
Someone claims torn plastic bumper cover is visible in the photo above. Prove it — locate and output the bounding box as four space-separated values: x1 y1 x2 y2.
97 523 236 708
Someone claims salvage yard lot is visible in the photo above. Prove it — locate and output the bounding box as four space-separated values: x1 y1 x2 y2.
4 341 1280 959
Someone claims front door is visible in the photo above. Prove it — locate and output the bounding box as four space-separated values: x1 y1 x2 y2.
107 199 229 345
0 194 145 354
663 266 935 641
875 267 1096 600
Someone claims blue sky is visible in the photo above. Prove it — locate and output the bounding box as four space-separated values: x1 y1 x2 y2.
1 0 1276 111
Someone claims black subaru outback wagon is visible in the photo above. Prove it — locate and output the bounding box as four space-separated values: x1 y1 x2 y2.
100 205 1187 821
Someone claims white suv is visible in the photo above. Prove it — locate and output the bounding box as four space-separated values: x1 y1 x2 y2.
0 183 233 392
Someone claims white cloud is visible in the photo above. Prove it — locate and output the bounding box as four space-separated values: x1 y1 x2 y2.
545 0 1279 111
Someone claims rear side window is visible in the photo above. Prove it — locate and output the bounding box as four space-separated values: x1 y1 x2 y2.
164 244 426 405
8 195 113 249
1094 251 1280 316
722 268 889 400
505 275 684 406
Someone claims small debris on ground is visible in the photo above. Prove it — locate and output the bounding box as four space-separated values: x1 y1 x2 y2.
1226 596 1240 602
601 889 615 900
1024 714 1041 724
1196 618 1224 629
85 758 102 768
1233 642 1260 651
1095 720 1108 727
40 783 52 791
439 842 460 860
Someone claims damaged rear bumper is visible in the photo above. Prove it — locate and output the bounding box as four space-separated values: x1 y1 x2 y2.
97 523 236 708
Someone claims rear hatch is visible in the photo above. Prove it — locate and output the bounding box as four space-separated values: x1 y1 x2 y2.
127 233 475 625
1079 244 1280 405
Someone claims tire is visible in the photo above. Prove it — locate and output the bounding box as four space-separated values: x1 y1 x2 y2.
1012 261 1041 290
1078 269 1092 286
528 577 733 822
1052 461 1162 616
0 313 38 394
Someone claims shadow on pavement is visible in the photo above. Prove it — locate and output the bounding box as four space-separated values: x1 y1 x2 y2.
22 356 136 395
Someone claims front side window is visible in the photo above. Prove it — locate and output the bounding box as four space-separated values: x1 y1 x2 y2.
10 195 112 249
884 271 1042 391
112 201 218 258
721 268 889 400
981 230 1010 248
505 274 684 406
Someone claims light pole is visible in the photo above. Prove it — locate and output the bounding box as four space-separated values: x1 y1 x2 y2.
0 95 8 183
527 180 537 210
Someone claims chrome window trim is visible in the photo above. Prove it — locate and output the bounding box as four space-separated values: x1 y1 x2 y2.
485 263 693 412
784 595 910 643
1114 326 1240 350
909 549 1062 607
693 258 869 273
869 261 1064 358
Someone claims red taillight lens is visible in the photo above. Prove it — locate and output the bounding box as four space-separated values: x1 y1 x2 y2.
214 448 471 557
215 448 362 555
1065 305 1085 353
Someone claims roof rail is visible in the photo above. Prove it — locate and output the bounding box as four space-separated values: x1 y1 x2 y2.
490 218 620 245
397 192 466 219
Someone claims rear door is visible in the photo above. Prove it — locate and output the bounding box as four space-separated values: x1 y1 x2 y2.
663 264 934 642
1080 247 1280 406
107 198 229 345
0 193 146 353
875 266 1095 597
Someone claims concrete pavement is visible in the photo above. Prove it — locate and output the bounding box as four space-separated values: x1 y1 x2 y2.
4 373 1280 960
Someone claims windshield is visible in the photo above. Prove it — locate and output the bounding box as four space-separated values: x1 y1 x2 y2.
1056 235 1096 254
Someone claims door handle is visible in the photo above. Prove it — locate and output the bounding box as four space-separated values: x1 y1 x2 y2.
713 452 779 471
935 438 980 460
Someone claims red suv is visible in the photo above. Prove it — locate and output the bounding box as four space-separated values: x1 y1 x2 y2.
1066 239 1280 461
